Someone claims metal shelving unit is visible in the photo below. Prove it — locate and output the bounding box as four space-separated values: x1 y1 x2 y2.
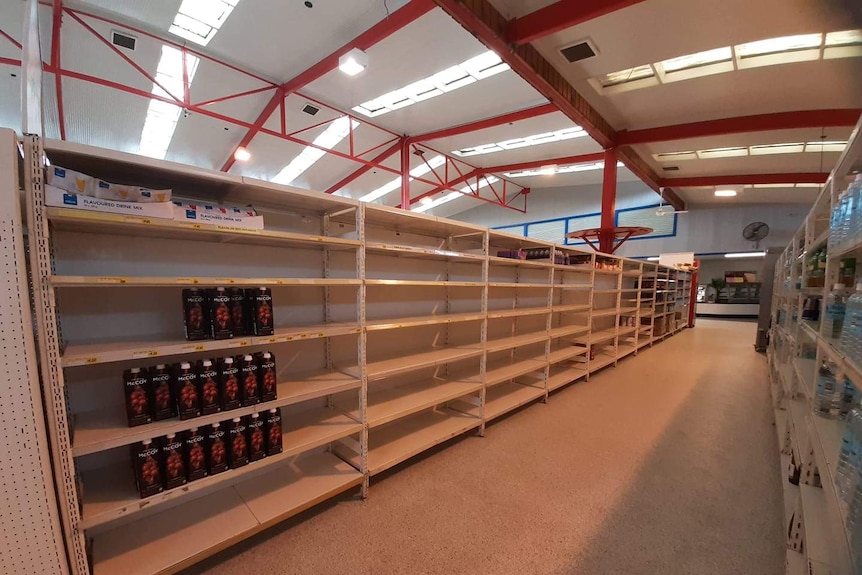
767 114 862 575
18 134 694 575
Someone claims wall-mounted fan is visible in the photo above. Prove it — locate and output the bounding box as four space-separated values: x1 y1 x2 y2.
655 188 689 216
743 221 769 245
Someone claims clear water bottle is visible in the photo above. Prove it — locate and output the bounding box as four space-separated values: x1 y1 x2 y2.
814 360 839 418
832 192 844 247
843 376 860 419
852 175 862 245
845 187 858 247
824 284 848 339
837 409 862 502
841 284 862 359
837 191 849 247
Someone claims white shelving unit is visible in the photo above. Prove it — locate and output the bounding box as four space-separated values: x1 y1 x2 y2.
767 114 862 575
19 135 693 575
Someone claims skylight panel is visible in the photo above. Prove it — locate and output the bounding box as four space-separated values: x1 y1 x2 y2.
358 155 446 203
735 33 821 58
503 161 617 178
272 116 359 185
169 0 240 46
413 175 500 213
598 64 654 88
825 29 862 47
138 46 200 159
659 47 732 72
696 147 748 159
804 141 847 153
749 143 805 155
451 127 586 157
352 51 509 118
653 151 698 162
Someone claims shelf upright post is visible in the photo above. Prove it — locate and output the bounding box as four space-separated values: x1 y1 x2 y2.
543 247 553 402
613 259 621 366
634 262 642 354
323 213 334 408
22 134 89 575
357 204 369 498
479 230 488 436
0 130 69 575
586 253 595 380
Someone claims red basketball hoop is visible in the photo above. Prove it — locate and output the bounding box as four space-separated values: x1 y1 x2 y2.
566 226 653 253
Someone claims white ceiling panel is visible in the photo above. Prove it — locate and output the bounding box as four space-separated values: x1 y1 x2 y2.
77 0 180 31
0 65 21 134
61 78 148 154
167 109 248 170
189 58 273 109
0 1 25 60
655 152 842 178
205 0 392 81
640 127 854 154
235 132 308 182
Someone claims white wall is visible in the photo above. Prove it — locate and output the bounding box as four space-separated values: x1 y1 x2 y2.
698 258 763 285
452 181 808 259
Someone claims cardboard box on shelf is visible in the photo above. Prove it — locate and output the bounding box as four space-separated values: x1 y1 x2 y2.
172 202 264 230
46 185 175 219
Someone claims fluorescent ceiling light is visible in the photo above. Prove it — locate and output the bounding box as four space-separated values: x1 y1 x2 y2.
138 46 199 159
339 48 368 76
272 116 359 185
413 175 500 214
646 256 660 261
795 183 823 188
714 189 737 197
735 33 821 58
452 126 586 157
654 151 698 162
659 47 732 72
359 155 446 203
748 183 788 189
598 64 654 87
805 141 847 153
592 28 861 93
725 252 766 258
169 0 239 46
352 51 509 118
503 161 624 178
233 147 251 161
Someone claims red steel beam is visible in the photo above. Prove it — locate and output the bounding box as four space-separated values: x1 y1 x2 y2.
410 103 558 142
507 0 647 45
51 0 65 140
406 169 479 207
661 173 829 187
617 109 862 146
324 139 403 194
483 152 605 175
222 0 433 173
599 148 617 252
0 29 22 50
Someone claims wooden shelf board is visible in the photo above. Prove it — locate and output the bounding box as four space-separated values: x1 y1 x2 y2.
342 408 481 476
554 264 594 273
91 451 362 575
366 279 484 287
617 345 636 359
484 382 546 421
548 345 589 364
547 366 588 391
589 353 616 373
486 331 549 353
549 324 590 339
81 408 360 530
366 311 484 331
365 242 484 262
590 307 618 318
47 207 361 251
574 328 617 345
484 355 547 387
355 377 483 428
552 304 591 314
51 276 360 288
360 345 483 381
62 323 361 368
488 282 551 289
72 371 360 457
487 306 551 319
488 256 551 268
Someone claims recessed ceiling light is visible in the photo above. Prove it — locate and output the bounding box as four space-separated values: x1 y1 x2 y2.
714 189 737 197
725 252 765 258
338 48 368 76
234 147 251 162
646 256 660 261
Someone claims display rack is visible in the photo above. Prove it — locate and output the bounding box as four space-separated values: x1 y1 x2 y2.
767 114 862 575
19 134 692 575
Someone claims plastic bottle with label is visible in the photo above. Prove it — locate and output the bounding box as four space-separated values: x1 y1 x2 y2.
814 360 839 418
824 284 849 339
841 284 862 361
837 409 862 502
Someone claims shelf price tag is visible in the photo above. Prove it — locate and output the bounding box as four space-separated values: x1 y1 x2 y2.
97 277 127 284
132 349 159 359
176 278 200 285
182 344 206 352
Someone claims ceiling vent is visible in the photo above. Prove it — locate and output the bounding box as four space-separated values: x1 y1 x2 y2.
301 104 319 116
662 166 681 171
560 39 598 63
111 30 136 51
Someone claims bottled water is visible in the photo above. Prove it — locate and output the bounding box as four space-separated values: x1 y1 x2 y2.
842 376 860 418
832 194 842 247
814 360 839 417
852 175 862 244
845 187 858 247
837 191 849 247
824 284 848 339
840 284 862 361
837 409 862 502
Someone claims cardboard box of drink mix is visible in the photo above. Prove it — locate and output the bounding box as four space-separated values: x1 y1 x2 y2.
45 185 175 219
172 201 264 230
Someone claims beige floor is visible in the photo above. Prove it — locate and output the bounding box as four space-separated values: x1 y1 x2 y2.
186 319 785 575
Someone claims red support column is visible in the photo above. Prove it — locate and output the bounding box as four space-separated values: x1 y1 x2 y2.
400 138 411 210
599 148 617 253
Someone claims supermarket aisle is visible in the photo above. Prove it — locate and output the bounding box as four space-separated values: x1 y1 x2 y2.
189 319 784 575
